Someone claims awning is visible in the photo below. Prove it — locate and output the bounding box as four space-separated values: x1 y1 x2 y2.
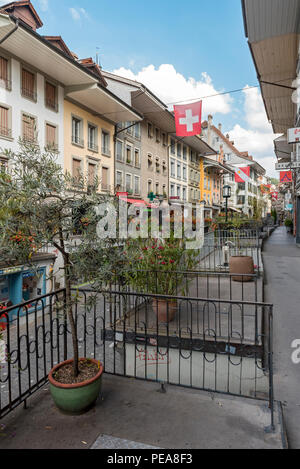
203 158 235 175
119 197 155 208
0 14 142 124
242 0 299 133
65 84 143 124
274 135 293 160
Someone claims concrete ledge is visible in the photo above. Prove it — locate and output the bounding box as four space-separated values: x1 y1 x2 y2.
0 374 286 449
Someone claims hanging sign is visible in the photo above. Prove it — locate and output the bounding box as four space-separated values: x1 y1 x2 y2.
288 128 300 144
280 171 293 183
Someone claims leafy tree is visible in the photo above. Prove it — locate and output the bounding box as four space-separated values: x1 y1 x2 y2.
0 139 122 377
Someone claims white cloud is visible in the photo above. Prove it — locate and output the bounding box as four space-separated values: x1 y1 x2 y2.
112 64 232 115
70 7 89 22
227 87 280 177
38 0 48 11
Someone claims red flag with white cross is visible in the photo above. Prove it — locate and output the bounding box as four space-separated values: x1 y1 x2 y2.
174 101 202 137
235 167 251 183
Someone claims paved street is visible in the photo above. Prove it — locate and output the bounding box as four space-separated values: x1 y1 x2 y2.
263 227 300 449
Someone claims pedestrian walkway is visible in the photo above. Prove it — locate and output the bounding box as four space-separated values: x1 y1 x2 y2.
263 226 300 449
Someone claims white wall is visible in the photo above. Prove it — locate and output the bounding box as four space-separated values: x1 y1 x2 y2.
0 54 64 167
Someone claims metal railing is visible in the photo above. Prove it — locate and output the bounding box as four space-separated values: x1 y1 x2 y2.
21 87 37 102
198 229 261 272
0 287 274 429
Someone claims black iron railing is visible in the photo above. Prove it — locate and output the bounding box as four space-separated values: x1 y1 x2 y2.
0 287 274 430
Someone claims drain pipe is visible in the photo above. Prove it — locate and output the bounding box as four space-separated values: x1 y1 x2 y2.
0 18 19 45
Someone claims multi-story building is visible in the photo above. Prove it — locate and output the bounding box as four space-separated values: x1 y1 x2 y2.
114 121 142 198
102 71 214 205
0 0 142 306
101 72 169 202
202 116 266 216
169 137 189 203
242 0 300 241
0 2 64 167
201 117 235 216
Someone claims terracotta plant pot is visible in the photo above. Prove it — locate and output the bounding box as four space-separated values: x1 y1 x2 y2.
48 358 103 415
154 299 177 323
229 256 255 282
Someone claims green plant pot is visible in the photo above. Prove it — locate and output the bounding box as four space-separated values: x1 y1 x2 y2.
48 358 103 415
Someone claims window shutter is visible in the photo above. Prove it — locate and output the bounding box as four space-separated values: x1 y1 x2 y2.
72 159 81 179
88 163 96 185
46 124 56 147
102 167 108 190
0 106 9 136
22 69 35 98
0 57 8 85
46 82 56 109
23 114 35 141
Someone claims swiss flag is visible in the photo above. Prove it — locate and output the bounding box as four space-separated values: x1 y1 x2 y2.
174 101 202 137
235 167 250 183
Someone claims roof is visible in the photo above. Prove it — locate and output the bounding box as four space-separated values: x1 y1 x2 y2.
0 0 43 29
202 121 266 175
242 0 300 42
43 36 73 59
202 121 244 158
78 58 108 88
0 13 143 123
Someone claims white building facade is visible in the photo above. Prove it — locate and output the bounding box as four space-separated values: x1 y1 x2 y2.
0 48 65 168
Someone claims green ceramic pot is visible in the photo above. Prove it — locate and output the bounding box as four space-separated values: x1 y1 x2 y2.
49 358 103 415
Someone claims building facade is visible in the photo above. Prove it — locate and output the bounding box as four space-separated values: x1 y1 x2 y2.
64 98 115 194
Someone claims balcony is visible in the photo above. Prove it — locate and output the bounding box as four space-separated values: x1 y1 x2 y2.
45 142 59 152
102 147 111 157
72 135 84 147
21 87 37 102
88 142 99 153
45 98 58 112
0 126 12 139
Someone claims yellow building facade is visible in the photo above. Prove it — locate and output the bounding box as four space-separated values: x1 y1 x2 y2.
64 99 115 193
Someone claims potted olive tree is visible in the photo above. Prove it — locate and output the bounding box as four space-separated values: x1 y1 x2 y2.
0 140 122 414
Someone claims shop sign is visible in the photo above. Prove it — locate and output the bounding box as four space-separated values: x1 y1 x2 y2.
288 128 300 144
0 266 23 276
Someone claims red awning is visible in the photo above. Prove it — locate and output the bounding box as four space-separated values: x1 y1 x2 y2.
119 197 150 207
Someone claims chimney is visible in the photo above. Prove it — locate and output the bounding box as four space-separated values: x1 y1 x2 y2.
218 123 222 133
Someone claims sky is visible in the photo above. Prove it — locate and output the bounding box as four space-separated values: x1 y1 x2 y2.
23 0 279 177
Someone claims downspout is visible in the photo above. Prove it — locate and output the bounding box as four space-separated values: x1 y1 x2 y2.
0 18 19 45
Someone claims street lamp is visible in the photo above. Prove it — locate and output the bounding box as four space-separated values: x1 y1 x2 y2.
223 185 231 222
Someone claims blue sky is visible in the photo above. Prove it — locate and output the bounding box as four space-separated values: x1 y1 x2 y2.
34 0 277 176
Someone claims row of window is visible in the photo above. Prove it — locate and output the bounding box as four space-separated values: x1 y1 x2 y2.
170 184 187 201
72 157 110 192
0 104 58 149
0 55 58 112
116 171 141 196
170 159 188 180
116 140 140 167
148 155 167 175
147 123 168 146
72 116 111 156
118 122 141 140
